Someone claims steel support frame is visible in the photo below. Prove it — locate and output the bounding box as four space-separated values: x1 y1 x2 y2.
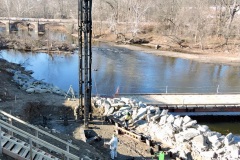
78 0 92 128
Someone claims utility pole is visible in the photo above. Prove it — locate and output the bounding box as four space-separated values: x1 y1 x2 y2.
78 0 92 128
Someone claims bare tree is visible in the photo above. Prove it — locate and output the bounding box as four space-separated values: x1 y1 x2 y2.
222 0 240 46
129 0 151 37
3 0 11 17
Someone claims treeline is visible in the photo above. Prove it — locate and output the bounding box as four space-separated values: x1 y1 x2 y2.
0 0 240 51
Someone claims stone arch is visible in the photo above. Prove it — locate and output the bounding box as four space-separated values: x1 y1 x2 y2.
11 21 27 31
0 21 6 25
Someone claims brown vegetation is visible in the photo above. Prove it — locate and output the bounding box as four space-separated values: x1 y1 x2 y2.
1 0 240 55
0 33 75 53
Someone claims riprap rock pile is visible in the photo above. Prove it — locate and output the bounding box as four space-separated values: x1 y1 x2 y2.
6 68 65 95
92 96 240 160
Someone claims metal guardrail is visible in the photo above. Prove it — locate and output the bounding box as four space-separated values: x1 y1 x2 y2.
114 85 240 95
0 130 59 160
145 103 240 106
0 110 80 160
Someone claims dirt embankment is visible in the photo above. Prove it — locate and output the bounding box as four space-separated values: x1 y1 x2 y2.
91 28 240 66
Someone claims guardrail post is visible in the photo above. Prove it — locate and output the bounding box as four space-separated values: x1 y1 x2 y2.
217 85 219 93
66 145 69 160
8 117 13 136
166 86 168 93
35 130 39 147
0 126 2 154
29 138 33 160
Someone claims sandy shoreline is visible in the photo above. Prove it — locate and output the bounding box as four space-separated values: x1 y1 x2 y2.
111 43 240 66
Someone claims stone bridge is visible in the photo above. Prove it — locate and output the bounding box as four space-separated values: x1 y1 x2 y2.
0 17 77 33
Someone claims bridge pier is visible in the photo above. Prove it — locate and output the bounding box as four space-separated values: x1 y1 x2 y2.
5 21 10 33
32 22 38 33
65 23 74 34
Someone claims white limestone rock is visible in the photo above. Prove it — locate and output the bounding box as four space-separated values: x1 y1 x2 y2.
131 108 139 120
96 99 103 106
138 101 146 108
230 145 239 159
160 109 168 116
149 106 156 113
183 116 191 124
197 125 209 133
156 129 175 147
166 114 175 124
119 106 131 111
204 131 222 138
179 150 188 160
151 114 160 122
26 88 35 93
120 97 131 104
35 87 48 93
164 123 176 138
103 103 111 116
183 120 197 128
159 115 168 126
107 107 114 115
200 151 216 159
111 102 126 108
155 108 161 115
191 134 208 151
216 147 225 154
173 117 183 128
224 133 234 146
176 128 200 143
134 108 147 120
175 133 185 143
208 135 222 150
113 111 122 118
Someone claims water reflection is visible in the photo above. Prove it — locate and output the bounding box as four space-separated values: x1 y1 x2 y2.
1 43 240 96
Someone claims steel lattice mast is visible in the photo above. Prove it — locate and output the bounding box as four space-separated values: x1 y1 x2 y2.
78 0 92 128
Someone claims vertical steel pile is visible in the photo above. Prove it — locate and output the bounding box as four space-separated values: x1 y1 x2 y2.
78 0 92 128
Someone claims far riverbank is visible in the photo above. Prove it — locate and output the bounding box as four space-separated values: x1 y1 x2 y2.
92 37 240 66
115 44 240 66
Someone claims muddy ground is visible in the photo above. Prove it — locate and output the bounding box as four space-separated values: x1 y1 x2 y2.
0 58 173 159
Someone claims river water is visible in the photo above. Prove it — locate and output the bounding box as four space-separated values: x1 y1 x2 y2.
1 30 240 134
1 43 240 96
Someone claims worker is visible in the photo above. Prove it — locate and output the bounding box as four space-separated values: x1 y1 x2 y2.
124 112 132 129
107 134 118 159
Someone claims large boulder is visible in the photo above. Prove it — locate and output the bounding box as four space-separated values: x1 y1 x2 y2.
191 134 208 151
208 135 222 150
173 117 183 128
183 120 197 129
166 114 175 124
175 128 200 143
159 115 168 126
134 107 147 121
183 116 191 124
200 151 216 159
224 133 234 146
197 125 209 133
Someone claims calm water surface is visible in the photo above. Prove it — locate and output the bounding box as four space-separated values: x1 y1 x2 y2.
1 43 240 96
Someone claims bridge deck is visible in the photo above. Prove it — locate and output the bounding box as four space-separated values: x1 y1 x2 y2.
119 93 240 105
117 94 240 114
